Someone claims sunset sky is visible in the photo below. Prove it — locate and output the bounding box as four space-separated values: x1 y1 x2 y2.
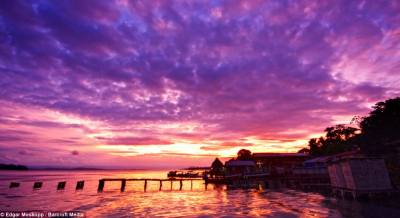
1 0 400 169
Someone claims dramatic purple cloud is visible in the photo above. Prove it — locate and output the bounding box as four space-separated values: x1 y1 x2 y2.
0 0 399 168
96 136 174 146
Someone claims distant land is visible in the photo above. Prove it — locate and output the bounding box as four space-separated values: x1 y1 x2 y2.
0 163 29 170
28 165 189 170
40 167 103 170
182 167 211 170
2 164 208 171
28 166 149 170
32 167 145 171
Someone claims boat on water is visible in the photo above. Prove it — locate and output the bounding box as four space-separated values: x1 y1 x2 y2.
202 169 271 184
168 171 188 177
188 171 203 178
168 171 203 178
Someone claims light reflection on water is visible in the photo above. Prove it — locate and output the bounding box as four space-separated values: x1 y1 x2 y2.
1 170 400 217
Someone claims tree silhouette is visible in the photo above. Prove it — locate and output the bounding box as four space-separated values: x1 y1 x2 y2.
308 124 358 157
236 149 252 161
354 97 400 168
297 148 310 154
324 124 358 141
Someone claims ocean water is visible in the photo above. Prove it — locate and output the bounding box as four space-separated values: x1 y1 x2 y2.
1 170 400 217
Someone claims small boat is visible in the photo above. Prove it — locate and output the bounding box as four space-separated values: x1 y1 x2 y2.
188 171 203 178
167 171 189 178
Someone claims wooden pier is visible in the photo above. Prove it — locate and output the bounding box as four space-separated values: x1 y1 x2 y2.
97 178 201 192
218 175 332 191
8 177 400 201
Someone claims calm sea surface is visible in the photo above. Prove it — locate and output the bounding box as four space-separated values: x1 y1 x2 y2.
1 170 400 217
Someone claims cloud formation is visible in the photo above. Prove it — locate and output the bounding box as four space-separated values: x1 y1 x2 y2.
0 0 399 168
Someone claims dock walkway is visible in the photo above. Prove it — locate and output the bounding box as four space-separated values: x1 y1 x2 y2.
98 178 202 192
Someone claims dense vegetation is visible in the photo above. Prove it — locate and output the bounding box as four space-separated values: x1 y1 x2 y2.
306 124 358 157
299 97 400 170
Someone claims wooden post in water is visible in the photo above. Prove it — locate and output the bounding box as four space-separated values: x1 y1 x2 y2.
76 181 84 190
159 180 162 191
171 180 173 190
144 180 147 192
98 179 105 191
191 180 193 190
180 180 183 191
57 182 66 190
33 182 42 189
10 182 20 188
121 179 126 192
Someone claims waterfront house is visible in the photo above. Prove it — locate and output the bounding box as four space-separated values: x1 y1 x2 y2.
251 153 310 169
210 158 224 178
328 158 393 192
302 151 362 168
292 167 329 178
302 156 332 168
211 158 223 170
294 151 362 179
225 161 256 176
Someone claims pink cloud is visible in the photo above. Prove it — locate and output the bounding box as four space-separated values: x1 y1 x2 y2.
0 0 399 168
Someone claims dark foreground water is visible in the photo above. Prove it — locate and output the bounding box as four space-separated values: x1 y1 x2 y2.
1 170 400 217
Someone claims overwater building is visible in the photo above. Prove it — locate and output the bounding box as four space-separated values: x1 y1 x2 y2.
251 153 310 169
225 161 256 176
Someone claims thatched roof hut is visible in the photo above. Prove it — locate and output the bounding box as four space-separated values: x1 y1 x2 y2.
211 158 223 170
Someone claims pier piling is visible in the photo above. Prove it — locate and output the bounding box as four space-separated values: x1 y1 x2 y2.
10 182 20 188
5 178 201 193
57 182 66 190
98 179 105 192
121 179 126 192
33 182 42 189
76 181 84 190
83 178 199 192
